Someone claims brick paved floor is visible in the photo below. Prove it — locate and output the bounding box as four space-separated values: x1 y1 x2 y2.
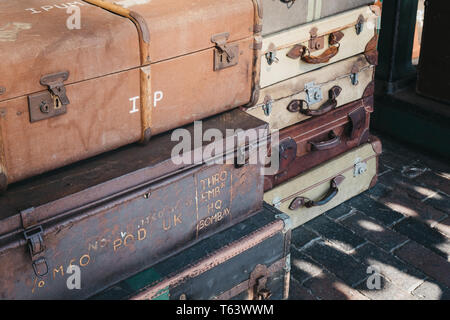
288 132 450 300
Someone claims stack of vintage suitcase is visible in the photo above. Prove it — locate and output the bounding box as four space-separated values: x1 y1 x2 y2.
0 0 381 300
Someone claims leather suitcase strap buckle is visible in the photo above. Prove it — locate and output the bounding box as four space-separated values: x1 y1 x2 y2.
24 226 49 278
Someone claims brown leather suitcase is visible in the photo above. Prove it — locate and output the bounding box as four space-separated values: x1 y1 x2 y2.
93 203 291 300
0 0 262 190
0 110 267 300
264 97 373 191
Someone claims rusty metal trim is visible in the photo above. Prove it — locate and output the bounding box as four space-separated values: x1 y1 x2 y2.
130 219 285 300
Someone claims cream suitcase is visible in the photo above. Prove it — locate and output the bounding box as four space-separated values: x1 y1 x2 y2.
261 0 376 36
244 52 376 131
260 5 380 89
264 136 381 228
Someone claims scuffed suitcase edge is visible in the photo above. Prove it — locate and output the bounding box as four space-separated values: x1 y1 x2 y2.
368 134 382 189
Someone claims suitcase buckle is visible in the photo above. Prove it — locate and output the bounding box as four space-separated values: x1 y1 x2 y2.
211 33 239 71
28 71 70 123
24 225 49 277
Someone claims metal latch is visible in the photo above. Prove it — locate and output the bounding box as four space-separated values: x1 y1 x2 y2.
28 71 70 123
356 15 365 35
354 157 368 177
24 226 48 277
249 265 272 300
265 43 279 66
305 82 323 105
350 73 359 85
308 27 325 52
211 32 239 71
262 96 273 116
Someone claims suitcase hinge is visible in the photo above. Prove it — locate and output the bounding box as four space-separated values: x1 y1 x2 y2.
308 27 325 52
23 225 48 278
211 33 239 71
28 71 70 123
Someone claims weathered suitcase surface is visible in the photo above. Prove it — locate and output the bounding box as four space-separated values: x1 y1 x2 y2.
92 203 291 300
260 5 380 89
264 97 373 191
245 52 376 131
0 110 268 300
416 0 450 103
0 0 262 190
264 137 381 228
262 0 376 36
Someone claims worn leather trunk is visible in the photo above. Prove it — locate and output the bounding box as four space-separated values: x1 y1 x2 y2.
0 0 262 190
264 137 381 228
259 5 380 89
245 52 376 131
0 110 268 300
416 0 450 103
264 97 373 191
93 203 291 300
262 0 376 36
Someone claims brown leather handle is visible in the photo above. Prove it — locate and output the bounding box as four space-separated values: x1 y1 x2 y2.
287 86 342 117
301 45 339 64
289 175 345 210
309 131 341 151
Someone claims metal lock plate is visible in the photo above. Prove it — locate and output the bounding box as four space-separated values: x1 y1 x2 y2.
354 157 368 177
28 71 70 123
262 96 273 116
350 73 359 86
212 33 239 71
305 82 323 105
356 15 365 35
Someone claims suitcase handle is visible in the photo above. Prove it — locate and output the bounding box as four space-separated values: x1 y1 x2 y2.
289 175 345 210
309 131 341 151
287 86 342 117
301 44 340 64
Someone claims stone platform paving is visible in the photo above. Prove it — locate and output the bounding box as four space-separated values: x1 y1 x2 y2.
289 132 450 300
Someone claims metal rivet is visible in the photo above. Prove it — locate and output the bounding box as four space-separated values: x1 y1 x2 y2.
0 87 5 95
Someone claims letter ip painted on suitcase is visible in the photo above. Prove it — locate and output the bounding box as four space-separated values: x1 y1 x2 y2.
129 92 164 113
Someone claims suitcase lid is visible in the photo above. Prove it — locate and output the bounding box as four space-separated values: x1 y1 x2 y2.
0 0 256 102
0 109 268 236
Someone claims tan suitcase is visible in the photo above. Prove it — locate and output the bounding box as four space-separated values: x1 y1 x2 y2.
0 0 262 190
244 52 376 131
264 136 381 228
259 5 380 89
